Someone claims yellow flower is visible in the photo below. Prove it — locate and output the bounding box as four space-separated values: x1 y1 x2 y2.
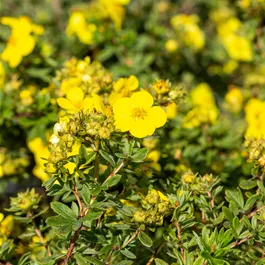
217 17 242 37
66 11 96 45
109 75 139 105
0 16 44 67
223 60 238 74
171 14 205 51
165 39 179 52
57 87 105 113
99 0 131 29
183 83 218 128
224 86 244 114
0 215 13 236
245 99 265 138
64 162 76 174
165 102 177 119
28 137 50 182
0 61 5 89
222 35 253 62
61 77 81 95
113 91 167 138
20 89 34 106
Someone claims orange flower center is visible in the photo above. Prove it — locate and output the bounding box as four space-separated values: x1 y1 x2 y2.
131 107 148 120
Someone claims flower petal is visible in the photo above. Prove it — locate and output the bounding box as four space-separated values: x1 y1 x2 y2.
127 75 139 91
131 91 153 108
113 97 133 115
147 106 167 128
57 98 74 110
130 119 155 138
66 87 84 104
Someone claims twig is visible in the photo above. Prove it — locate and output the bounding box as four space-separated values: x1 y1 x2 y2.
63 225 83 265
176 222 184 259
63 185 84 264
146 241 166 265
32 219 52 256
73 184 83 216
102 160 126 185
121 229 140 249
232 235 253 248
207 191 217 220
247 205 265 219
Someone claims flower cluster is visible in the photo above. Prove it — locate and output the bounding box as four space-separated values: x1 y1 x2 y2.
182 83 218 128
133 189 170 225
0 16 44 67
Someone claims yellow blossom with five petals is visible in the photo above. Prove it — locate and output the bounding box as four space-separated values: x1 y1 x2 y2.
113 91 167 138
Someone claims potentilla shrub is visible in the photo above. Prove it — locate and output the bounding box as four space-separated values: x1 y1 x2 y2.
1 67 265 265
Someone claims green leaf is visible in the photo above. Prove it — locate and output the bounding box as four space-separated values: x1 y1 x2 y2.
81 184 91 205
244 194 259 211
75 254 87 265
194 256 205 265
99 150 115 166
50 202 76 220
131 148 148 162
138 231 153 247
102 174 122 189
46 216 74 226
120 249 137 259
155 258 169 265
225 189 244 210
116 261 134 265
239 180 257 190
80 212 102 222
75 254 104 265
222 207 233 223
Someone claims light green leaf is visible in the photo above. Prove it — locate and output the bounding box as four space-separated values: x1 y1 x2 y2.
138 231 153 247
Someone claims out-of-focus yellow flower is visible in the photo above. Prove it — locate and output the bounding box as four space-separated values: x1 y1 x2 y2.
190 83 216 108
245 99 265 138
113 91 167 138
217 17 242 37
0 16 44 67
165 102 177 119
0 61 5 89
222 35 253 62
20 86 36 106
64 162 76 174
145 150 161 172
165 39 179 52
28 137 50 182
0 215 13 236
210 7 234 23
100 0 131 29
66 11 96 45
109 75 138 105
57 87 105 113
142 137 159 149
171 14 205 51
223 60 238 74
61 77 81 95
183 83 218 128
224 86 244 114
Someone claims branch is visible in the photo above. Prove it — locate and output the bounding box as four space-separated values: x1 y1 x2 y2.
102 160 126 185
63 225 83 265
32 219 52 256
146 241 166 265
232 235 253 248
63 184 84 264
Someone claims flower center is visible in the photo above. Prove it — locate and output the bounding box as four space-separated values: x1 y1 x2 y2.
131 107 148 120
